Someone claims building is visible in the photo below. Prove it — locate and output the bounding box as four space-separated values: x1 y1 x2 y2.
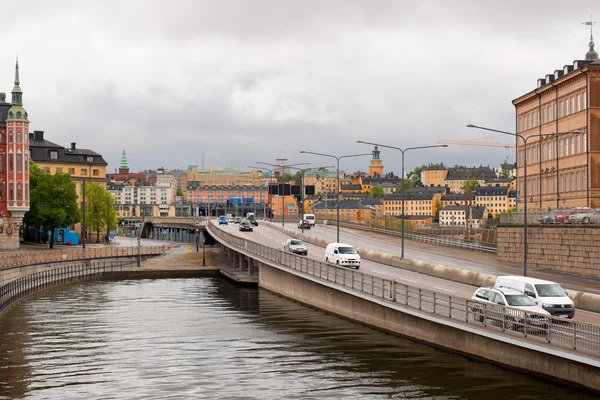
383 186 446 218
190 167 259 187
0 61 30 249
369 146 384 177
303 169 341 194
512 35 599 209
421 163 448 187
108 180 176 219
439 204 487 228
444 165 497 194
107 151 148 183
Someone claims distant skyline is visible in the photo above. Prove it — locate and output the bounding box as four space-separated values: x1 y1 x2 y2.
0 1 597 176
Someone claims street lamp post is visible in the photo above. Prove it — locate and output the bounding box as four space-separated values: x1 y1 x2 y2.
137 236 141 268
287 165 335 233
257 161 310 227
467 124 580 276
249 166 276 220
300 151 371 243
356 141 448 259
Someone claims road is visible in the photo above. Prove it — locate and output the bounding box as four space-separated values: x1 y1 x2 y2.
212 220 600 325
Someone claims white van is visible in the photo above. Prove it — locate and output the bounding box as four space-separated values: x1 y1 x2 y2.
303 214 316 226
494 276 575 319
325 243 360 269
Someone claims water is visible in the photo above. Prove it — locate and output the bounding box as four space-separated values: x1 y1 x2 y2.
0 276 597 399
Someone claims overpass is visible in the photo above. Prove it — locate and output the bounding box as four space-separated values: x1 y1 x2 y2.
206 221 600 391
140 217 214 244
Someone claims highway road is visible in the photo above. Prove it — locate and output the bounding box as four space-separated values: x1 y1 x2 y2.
211 220 600 326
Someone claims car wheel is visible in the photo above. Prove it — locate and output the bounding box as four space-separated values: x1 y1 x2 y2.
472 307 484 323
336 260 340 266
355 266 360 270
505 317 517 331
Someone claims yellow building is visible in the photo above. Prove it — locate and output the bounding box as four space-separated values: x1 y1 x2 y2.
303 170 341 194
369 146 384 177
190 166 259 187
384 188 444 218
29 131 108 234
421 163 448 187
271 195 298 216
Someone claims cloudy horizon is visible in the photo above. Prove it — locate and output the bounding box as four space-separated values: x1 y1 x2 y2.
0 0 597 177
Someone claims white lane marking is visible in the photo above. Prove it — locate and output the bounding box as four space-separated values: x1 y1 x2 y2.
433 286 455 293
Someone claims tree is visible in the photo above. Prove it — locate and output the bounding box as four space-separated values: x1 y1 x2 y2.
461 178 479 240
176 188 184 197
368 185 385 199
277 173 293 182
501 160 511 179
25 161 81 248
410 164 427 187
85 183 118 242
395 178 412 193
434 199 442 222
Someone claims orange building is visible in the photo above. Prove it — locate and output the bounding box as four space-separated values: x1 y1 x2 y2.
512 38 600 209
369 146 384 177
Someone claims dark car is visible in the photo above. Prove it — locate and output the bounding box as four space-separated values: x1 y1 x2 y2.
239 219 253 232
298 220 311 229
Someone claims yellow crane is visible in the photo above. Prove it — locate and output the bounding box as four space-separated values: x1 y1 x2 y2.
437 140 515 149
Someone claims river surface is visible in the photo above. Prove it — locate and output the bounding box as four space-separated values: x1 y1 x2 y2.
0 276 597 399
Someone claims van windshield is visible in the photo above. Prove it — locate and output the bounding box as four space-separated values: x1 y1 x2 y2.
338 247 357 255
535 284 566 297
504 294 536 306
305 215 315 220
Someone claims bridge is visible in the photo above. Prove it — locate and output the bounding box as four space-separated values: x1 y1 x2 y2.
206 220 600 391
140 216 213 243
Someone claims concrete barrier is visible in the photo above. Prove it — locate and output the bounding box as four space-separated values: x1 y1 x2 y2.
262 221 600 314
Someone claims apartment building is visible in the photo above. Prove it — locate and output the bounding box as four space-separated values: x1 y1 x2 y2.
512 38 599 209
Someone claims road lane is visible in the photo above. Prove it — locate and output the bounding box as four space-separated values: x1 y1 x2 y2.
211 221 600 325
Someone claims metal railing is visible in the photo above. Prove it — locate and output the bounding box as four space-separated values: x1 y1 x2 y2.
0 246 165 269
0 259 139 313
210 225 600 355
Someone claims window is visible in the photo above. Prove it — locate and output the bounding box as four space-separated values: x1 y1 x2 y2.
93 169 99 176
577 171 581 190
16 131 21 143
0 154 2 173
583 133 587 152
547 105 552 121
577 94 581 112
81 169 87 175
571 96 575 113
576 135 581 154
50 151 58 159
17 184 22 200
24 154 28 172
0 184 2 200
571 172 575 191
87 156 94 162
554 103 557 119
56 167 63 173
584 171 588 189
8 130 12 142
43 167 50 173
559 101 563 117
16 154 22 172
548 142 552 160
564 139 568 156
571 137 575 154
566 98 570 115
9 183 13 200
9 157 13 172
560 174 564 191
583 92 587 109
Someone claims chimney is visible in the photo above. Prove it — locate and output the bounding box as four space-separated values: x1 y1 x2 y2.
71 142 76 150
34 130 44 141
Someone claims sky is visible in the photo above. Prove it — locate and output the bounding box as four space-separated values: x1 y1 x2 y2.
0 0 597 177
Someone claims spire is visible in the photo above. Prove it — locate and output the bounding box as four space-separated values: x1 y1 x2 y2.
119 150 129 170
583 15 598 60
14 57 20 86
372 146 380 160
7 58 28 122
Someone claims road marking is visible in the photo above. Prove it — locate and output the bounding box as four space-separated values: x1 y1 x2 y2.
433 286 455 293
402 279 417 283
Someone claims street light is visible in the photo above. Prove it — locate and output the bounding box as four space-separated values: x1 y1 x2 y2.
467 124 581 277
300 151 371 243
287 165 335 233
256 161 310 227
356 141 448 259
248 166 276 220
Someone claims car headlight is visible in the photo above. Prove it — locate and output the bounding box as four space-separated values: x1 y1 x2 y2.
541 303 554 308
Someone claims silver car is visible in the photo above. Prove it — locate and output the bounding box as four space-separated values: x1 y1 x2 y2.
284 239 308 255
567 209 600 224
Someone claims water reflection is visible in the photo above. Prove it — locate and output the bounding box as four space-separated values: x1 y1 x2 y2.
0 277 596 399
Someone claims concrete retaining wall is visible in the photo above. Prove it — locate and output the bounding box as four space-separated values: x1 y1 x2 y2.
263 221 600 314
258 262 600 392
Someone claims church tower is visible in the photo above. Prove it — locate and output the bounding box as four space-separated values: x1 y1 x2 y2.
119 150 129 174
369 146 384 177
2 60 30 249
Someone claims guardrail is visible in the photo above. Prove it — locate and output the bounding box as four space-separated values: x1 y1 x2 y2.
0 259 138 313
0 246 165 269
209 225 600 355
334 221 498 254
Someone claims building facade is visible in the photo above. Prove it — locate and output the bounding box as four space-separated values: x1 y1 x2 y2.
512 38 599 209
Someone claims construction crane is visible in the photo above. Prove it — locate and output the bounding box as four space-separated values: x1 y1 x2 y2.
437 140 516 149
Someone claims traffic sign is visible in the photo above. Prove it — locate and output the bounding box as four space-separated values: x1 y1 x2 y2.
516 199 521 203
243 198 254 203
229 197 242 203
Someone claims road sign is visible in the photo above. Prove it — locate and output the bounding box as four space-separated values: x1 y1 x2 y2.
229 197 242 203
244 198 254 203
516 199 521 203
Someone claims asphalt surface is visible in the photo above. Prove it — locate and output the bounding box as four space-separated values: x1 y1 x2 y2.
212 220 600 325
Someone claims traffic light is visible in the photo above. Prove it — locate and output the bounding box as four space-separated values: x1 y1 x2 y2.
356 210 361 222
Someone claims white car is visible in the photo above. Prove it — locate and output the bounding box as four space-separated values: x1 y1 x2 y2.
284 239 308 255
471 286 550 331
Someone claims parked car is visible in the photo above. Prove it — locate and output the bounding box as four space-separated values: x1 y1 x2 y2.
551 209 575 223
324 243 360 269
537 210 563 224
239 219 253 232
218 216 228 225
495 276 575 318
298 220 311 230
471 286 550 331
567 209 600 224
284 239 308 255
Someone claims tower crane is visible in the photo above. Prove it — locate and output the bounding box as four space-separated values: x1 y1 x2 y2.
437 140 516 149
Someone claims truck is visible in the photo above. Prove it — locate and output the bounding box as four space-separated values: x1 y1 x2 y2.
247 212 258 226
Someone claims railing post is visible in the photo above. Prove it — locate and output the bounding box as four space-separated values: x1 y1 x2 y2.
418 288 422 310
390 280 396 302
448 296 452 318
573 323 577 350
432 292 436 313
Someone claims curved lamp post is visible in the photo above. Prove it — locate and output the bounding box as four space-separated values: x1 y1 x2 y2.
467 124 580 276
287 165 335 233
300 151 371 243
356 141 448 259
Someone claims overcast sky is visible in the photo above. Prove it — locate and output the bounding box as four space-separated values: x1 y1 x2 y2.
0 1 597 176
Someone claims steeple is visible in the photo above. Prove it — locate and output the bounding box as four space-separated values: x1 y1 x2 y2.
584 15 598 60
119 150 129 174
372 146 380 160
7 58 28 122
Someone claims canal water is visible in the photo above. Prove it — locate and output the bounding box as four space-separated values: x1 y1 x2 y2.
0 276 597 399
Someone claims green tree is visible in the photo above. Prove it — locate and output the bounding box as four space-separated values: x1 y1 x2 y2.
395 178 412 193
434 199 442 222
25 161 81 248
277 173 293 182
176 188 184 197
501 161 511 179
461 178 480 240
368 185 385 199
410 164 427 187
85 183 118 243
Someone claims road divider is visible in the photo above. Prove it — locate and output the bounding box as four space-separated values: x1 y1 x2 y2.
263 221 600 314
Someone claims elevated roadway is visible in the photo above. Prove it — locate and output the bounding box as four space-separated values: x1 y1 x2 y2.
212 220 600 325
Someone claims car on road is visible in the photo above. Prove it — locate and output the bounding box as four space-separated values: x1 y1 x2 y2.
470 286 550 331
298 220 311 230
239 219 253 232
218 216 228 225
234 216 242 224
324 243 360 269
284 239 308 255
